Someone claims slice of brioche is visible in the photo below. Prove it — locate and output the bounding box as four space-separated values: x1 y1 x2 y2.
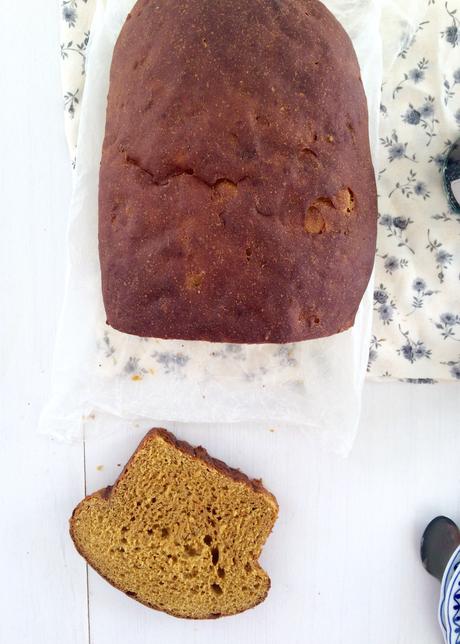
70 428 278 619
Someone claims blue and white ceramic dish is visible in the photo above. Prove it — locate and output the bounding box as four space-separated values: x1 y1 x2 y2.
439 546 460 643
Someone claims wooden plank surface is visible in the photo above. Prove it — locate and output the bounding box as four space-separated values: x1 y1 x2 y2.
2 4 459 643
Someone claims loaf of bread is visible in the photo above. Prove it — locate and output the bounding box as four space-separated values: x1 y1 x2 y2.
70 428 278 618
99 0 377 343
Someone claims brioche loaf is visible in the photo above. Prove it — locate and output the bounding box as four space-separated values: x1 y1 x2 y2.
99 0 377 343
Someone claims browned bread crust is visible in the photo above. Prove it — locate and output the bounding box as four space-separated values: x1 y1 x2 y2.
70 428 278 618
99 0 377 343
98 428 278 504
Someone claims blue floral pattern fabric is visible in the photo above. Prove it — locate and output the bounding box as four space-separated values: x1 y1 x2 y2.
372 0 460 381
60 0 95 166
60 0 460 382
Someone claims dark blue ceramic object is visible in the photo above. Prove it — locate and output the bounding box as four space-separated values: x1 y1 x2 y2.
443 138 460 214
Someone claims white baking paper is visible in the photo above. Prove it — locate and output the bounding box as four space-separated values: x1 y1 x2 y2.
40 0 383 455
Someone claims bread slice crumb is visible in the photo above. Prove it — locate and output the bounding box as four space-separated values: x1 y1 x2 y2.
70 428 278 619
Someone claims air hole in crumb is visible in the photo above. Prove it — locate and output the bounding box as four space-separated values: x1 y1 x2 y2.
211 583 223 595
204 535 212 546
136 501 141 507
121 526 128 533
185 545 199 556
147 528 153 535
245 563 252 573
161 528 169 538
211 547 219 565
151 497 156 504
217 567 225 578
245 247 252 260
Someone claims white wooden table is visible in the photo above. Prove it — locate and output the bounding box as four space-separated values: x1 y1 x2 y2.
1 4 459 643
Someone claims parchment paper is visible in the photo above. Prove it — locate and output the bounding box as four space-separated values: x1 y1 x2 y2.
40 0 383 455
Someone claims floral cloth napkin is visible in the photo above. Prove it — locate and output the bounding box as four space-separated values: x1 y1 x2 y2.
60 0 460 382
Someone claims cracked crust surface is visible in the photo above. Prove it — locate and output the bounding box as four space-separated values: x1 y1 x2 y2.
99 0 377 343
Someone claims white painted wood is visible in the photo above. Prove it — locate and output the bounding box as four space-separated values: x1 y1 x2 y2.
0 3 88 643
84 383 459 644
2 3 460 644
